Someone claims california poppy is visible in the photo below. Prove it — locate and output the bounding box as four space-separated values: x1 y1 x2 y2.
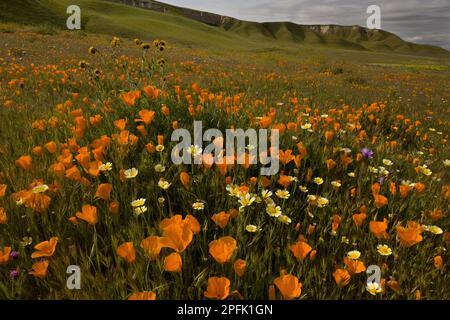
369 219 389 239
116 242 136 263
95 183 112 201
233 259 246 277
76 205 98 225
211 211 231 229
0 246 11 265
209 236 237 264
140 236 164 260
180 172 190 189
204 277 230 300
273 271 302 300
128 291 156 300
333 268 351 288
163 252 182 272
31 237 58 258
343 257 366 275
0 184 6 198
29 260 49 278
397 221 423 247
16 155 32 171
0 208 7 224
352 213 367 227
290 240 312 261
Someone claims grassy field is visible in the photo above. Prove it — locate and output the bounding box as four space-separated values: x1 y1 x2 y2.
0 1 449 300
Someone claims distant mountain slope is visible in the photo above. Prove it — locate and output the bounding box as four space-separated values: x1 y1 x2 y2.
0 0 448 57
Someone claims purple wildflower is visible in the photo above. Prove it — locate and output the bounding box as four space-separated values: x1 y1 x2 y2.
9 269 19 280
10 251 19 259
361 148 374 159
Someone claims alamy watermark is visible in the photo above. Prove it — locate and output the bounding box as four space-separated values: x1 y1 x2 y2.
171 121 280 176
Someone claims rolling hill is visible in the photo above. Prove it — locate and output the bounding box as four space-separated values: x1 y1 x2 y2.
0 0 448 57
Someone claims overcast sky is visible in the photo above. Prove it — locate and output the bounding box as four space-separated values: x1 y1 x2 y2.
160 0 450 49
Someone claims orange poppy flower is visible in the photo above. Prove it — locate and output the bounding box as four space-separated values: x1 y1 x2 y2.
120 90 141 106
116 242 136 263
374 194 388 208
29 260 49 278
0 246 11 265
209 236 237 264
163 252 182 272
343 257 366 275
140 236 164 260
278 150 295 165
290 240 312 261
0 207 7 224
128 292 157 300
399 185 410 198
204 277 230 300
333 268 351 288
160 214 201 235
160 223 193 253
352 213 367 227
414 183 426 193
31 237 58 258
109 200 120 215
135 109 155 125
233 259 246 277
180 172 190 189
396 221 423 247
0 184 7 198
369 219 389 239
434 256 443 269
95 183 112 201
273 272 302 300
16 155 33 171
76 205 98 225
114 119 127 130
45 141 57 154
428 209 443 221
211 211 231 229
326 159 336 170
387 280 401 293
277 175 292 188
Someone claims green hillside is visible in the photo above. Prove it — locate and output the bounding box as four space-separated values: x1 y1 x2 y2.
0 0 448 56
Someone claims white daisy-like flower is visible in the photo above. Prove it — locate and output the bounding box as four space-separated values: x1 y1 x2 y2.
246 224 260 233
382 159 393 166
226 184 240 197
154 164 165 173
32 184 49 194
443 159 450 168
331 181 341 188
348 172 356 177
366 282 382 295
278 215 292 224
377 244 392 256
428 225 443 235
158 179 171 190
266 204 282 217
187 145 202 156
368 166 378 174
133 206 147 215
313 177 324 185
192 201 205 210
299 185 308 193
301 123 312 130
275 189 290 199
124 168 138 179
155 144 165 152
239 193 256 208
347 250 361 260
99 162 113 172
131 198 146 207
317 197 329 207
261 189 273 199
